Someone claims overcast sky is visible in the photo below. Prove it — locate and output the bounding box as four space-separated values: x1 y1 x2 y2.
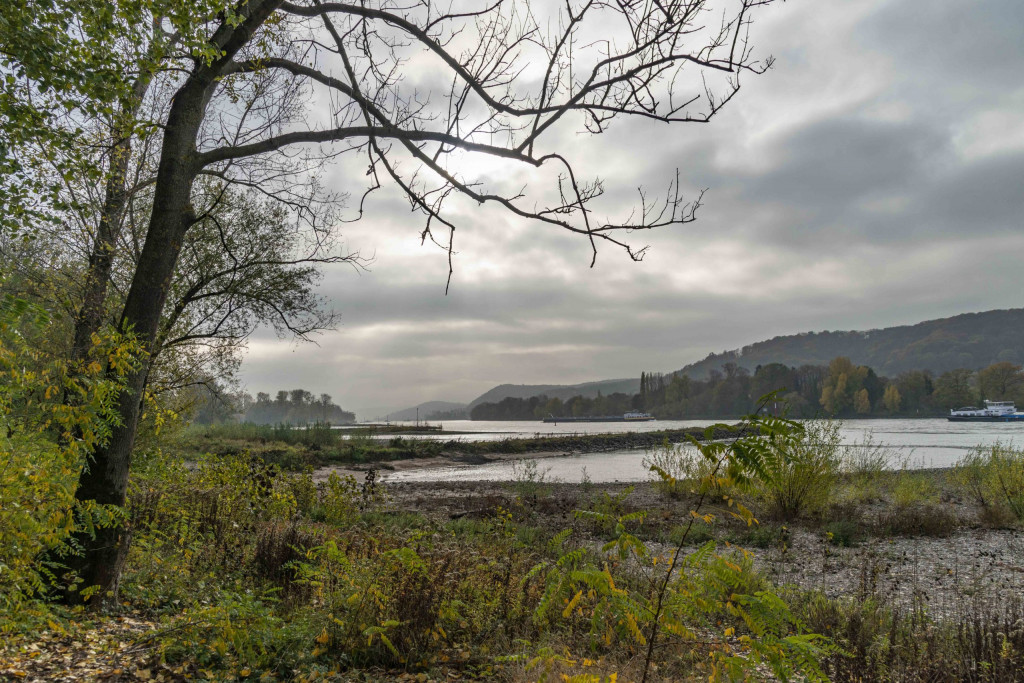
238 0 1024 419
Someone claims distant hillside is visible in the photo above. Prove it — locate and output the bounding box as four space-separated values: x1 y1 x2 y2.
678 308 1024 379
468 378 641 408
388 401 468 421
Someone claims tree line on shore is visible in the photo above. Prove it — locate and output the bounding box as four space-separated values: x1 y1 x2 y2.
470 358 1024 420
240 390 355 425
191 388 356 425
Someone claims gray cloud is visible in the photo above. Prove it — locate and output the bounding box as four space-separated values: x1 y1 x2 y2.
237 0 1024 417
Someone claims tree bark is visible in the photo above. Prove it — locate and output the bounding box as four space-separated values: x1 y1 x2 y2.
70 75 153 362
64 83 203 604
65 0 285 605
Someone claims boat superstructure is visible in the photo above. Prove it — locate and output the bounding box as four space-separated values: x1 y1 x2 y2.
948 400 1024 422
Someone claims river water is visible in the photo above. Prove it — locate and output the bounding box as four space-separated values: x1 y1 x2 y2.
376 418 1024 483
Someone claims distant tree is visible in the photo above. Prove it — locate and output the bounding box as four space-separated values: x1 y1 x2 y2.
978 362 1024 401
711 364 751 415
243 388 353 424
543 397 563 419
883 384 902 413
795 364 828 408
895 370 933 414
932 368 976 409
854 389 871 414
751 363 796 400
821 357 867 415
318 394 333 422
664 374 690 405
780 391 812 417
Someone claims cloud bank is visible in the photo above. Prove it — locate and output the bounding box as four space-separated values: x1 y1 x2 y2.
239 0 1024 418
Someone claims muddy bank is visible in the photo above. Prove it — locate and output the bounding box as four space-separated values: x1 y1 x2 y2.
315 425 741 482
313 449 581 482
443 424 740 455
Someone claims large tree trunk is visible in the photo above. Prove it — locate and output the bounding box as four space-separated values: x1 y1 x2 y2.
64 0 283 607
64 97 201 605
70 77 153 362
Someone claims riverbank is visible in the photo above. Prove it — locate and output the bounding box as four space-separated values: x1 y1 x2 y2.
380 475 1024 618
4 433 1023 682
178 422 742 471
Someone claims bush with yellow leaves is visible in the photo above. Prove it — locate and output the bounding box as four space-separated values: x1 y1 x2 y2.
0 295 141 625
533 404 840 682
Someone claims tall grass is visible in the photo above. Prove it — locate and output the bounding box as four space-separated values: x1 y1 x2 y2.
840 433 893 503
192 421 343 449
643 441 719 498
756 419 844 520
790 589 1024 682
955 442 1024 522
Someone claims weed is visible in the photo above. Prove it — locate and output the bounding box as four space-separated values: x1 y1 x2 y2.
789 589 1024 682
840 434 893 503
510 458 556 503
954 442 1024 523
755 419 844 520
725 523 786 549
890 462 939 507
823 519 862 547
643 440 718 499
874 504 958 537
667 521 715 545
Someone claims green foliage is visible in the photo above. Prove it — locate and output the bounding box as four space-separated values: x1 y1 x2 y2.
890 471 938 508
118 447 546 676
823 520 862 547
754 419 844 520
790 589 1024 682
643 440 718 499
954 442 1024 522
510 458 556 502
154 590 307 676
725 523 787 549
579 486 636 538
537 405 837 682
0 0 252 236
0 296 140 620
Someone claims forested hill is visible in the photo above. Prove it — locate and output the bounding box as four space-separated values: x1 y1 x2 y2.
678 309 1024 379
468 378 641 408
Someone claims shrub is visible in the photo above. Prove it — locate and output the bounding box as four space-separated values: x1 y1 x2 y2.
755 419 843 520
890 471 939 507
840 434 893 503
954 443 1024 522
873 504 958 537
790 589 1024 682
823 519 862 547
725 523 787 549
643 440 719 499
545 413 839 683
0 297 139 618
510 458 555 502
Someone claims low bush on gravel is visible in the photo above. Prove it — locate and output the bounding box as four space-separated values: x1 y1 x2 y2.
955 442 1024 523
